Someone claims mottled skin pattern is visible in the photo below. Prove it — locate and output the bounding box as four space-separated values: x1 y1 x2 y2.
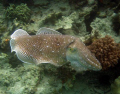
15 34 75 66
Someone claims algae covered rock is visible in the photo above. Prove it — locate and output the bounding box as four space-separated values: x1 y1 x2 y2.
111 76 120 94
90 16 120 43
0 53 64 94
90 17 114 37
0 61 63 94
5 3 31 22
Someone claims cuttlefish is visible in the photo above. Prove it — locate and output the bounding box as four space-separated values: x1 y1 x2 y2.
10 27 102 72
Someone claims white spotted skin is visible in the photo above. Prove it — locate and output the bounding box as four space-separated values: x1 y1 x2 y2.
14 34 75 66
11 33 102 72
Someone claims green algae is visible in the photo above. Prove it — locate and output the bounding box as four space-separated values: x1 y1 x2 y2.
5 3 31 22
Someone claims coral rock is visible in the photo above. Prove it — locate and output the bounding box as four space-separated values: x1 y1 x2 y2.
87 35 120 70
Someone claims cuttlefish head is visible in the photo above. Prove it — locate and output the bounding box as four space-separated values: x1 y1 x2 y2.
66 38 102 72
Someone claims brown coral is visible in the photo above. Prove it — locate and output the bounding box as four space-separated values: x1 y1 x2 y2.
87 35 120 70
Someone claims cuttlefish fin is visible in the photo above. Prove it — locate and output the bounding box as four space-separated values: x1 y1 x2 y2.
11 29 29 39
10 29 29 52
16 49 35 64
36 27 62 35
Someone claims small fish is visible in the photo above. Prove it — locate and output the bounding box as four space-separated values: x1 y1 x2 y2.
10 27 102 72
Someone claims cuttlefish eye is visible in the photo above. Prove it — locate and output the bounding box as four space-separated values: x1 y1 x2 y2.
68 47 77 52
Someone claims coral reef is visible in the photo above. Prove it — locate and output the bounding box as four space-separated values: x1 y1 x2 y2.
88 35 120 70
0 0 120 93
0 54 64 94
90 17 115 38
5 3 31 22
89 0 120 43
0 52 76 94
0 52 112 94
7 0 96 37
91 17 111 31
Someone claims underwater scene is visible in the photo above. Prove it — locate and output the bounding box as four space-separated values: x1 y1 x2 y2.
0 0 120 94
